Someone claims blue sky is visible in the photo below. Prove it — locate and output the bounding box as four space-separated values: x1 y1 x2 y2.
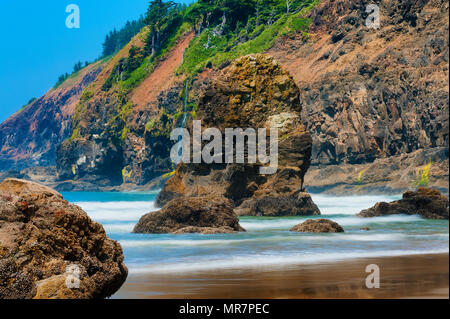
0 0 192 123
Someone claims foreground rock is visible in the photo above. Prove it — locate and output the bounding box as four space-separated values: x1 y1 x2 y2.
133 197 245 234
0 178 128 299
156 54 320 217
357 188 449 220
290 219 344 233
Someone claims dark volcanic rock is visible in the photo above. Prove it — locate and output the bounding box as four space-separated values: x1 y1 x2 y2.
156 54 320 217
56 137 124 185
270 0 449 192
290 219 345 233
357 188 449 219
133 196 245 234
235 191 320 217
0 178 128 299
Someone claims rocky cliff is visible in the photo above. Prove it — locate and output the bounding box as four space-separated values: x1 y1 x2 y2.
56 29 194 189
156 54 321 216
269 0 449 193
0 62 103 171
0 0 448 195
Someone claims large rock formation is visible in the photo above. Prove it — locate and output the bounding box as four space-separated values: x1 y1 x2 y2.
290 219 345 233
270 0 449 193
133 196 245 234
0 179 127 299
357 187 449 219
156 54 320 217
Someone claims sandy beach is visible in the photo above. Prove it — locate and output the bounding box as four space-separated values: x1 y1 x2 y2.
113 253 449 299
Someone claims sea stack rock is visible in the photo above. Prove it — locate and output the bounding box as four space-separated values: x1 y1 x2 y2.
357 188 449 220
156 54 320 217
290 219 344 233
0 178 128 299
133 196 245 234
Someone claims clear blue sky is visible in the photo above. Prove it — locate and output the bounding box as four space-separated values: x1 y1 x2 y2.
0 0 192 123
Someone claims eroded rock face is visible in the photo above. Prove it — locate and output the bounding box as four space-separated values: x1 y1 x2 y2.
269 0 449 193
271 0 449 166
133 196 245 234
156 54 320 217
357 187 449 219
55 32 193 187
0 178 127 299
290 219 345 233
0 65 103 171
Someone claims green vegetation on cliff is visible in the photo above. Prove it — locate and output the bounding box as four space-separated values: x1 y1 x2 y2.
102 0 317 92
179 0 317 75
63 0 319 185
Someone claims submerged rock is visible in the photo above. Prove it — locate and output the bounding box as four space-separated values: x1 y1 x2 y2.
235 191 320 217
290 219 344 233
156 54 320 217
357 188 449 220
0 178 128 299
133 196 245 234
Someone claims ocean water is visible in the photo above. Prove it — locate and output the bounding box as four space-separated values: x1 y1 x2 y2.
62 192 449 274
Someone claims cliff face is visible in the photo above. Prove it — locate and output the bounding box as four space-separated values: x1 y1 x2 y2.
156 54 321 216
270 0 448 166
54 0 450 194
0 63 103 171
1 0 448 194
56 29 194 188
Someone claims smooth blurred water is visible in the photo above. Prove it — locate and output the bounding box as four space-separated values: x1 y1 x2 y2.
61 192 449 274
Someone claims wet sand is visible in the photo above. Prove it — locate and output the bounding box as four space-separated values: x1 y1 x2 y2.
113 253 449 299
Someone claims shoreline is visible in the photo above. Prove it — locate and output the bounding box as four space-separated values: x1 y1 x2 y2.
113 253 449 299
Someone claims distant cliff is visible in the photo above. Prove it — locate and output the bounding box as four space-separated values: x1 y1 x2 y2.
0 62 103 171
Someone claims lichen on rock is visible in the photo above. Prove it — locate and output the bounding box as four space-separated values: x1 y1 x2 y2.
290 219 344 233
0 178 128 299
156 54 320 217
133 196 245 234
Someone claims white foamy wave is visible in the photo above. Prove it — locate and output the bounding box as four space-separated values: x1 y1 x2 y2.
302 233 407 241
409 233 449 239
334 215 422 226
119 233 408 248
73 201 157 222
240 219 304 230
103 223 136 233
311 194 401 215
239 214 421 231
120 239 244 247
128 249 449 274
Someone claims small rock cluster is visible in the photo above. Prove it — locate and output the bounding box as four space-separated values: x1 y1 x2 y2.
357 188 449 220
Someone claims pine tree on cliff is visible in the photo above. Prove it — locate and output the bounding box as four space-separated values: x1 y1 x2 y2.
146 0 176 57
